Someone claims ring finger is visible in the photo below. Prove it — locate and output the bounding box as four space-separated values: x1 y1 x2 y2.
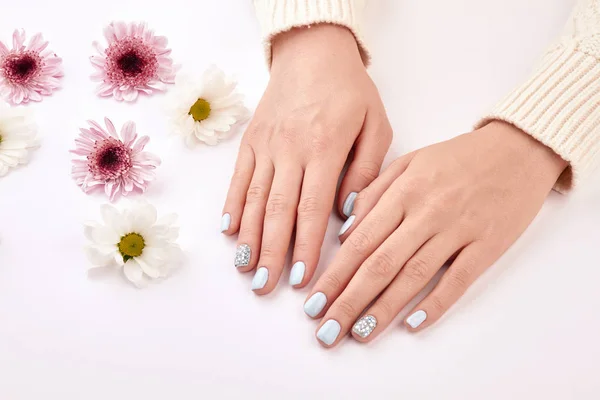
235 158 274 272
351 232 470 342
314 215 436 347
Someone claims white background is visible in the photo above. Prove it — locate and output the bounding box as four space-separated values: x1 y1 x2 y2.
1 0 599 399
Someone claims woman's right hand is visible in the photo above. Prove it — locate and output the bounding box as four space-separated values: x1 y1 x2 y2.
222 23 393 294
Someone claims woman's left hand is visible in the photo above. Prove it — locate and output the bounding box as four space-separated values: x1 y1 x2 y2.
304 121 568 347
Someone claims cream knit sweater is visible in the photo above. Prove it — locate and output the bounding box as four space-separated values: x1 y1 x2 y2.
253 0 600 192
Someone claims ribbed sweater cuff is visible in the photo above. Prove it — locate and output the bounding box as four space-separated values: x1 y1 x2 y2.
253 0 369 68
477 44 600 193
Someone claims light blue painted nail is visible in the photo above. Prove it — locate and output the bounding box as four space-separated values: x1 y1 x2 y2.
338 215 356 236
289 261 306 286
220 213 231 233
317 320 341 346
252 267 269 290
304 292 327 317
342 192 358 217
406 310 427 328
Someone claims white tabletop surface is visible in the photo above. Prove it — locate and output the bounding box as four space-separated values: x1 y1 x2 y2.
1 0 599 399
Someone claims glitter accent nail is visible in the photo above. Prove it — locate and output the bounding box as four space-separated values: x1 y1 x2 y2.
234 244 251 268
352 315 377 338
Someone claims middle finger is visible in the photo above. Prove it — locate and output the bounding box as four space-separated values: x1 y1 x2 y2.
314 215 435 347
252 162 303 294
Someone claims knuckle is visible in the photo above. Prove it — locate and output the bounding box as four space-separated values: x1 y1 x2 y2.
429 295 446 313
355 160 381 183
310 135 333 156
375 297 394 320
365 252 396 280
403 257 431 282
335 299 359 319
265 193 290 219
238 226 257 238
322 272 343 292
246 185 268 204
260 244 278 260
347 230 372 256
294 237 310 253
297 196 323 221
447 267 471 290
279 127 298 146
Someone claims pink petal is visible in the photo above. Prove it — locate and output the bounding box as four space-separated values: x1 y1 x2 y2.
121 87 139 102
121 121 137 146
28 33 48 53
88 120 110 137
104 117 118 138
12 29 25 49
103 24 117 44
114 21 127 40
132 136 150 153
0 41 9 56
90 55 105 67
97 82 116 97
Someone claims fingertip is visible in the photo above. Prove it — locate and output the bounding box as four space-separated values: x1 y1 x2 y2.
341 191 358 218
221 212 241 236
251 266 272 295
404 309 428 332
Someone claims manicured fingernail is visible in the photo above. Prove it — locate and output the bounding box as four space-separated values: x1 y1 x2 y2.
252 267 269 290
406 310 427 329
342 192 358 217
234 244 251 268
317 320 341 346
304 292 327 317
338 215 355 236
289 261 306 286
352 315 377 338
220 213 231 233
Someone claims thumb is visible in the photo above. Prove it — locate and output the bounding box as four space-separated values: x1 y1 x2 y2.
338 109 393 218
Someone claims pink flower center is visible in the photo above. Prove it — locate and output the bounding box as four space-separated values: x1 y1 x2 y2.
1 52 41 85
105 37 158 86
89 138 132 180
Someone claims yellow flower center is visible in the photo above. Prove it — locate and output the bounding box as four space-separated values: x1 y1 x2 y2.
189 98 211 122
118 233 145 262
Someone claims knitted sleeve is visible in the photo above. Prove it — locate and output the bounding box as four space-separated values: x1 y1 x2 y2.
477 0 600 192
252 0 369 67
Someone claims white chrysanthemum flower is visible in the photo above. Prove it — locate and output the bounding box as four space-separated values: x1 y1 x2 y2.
0 103 39 177
168 66 249 146
84 202 182 287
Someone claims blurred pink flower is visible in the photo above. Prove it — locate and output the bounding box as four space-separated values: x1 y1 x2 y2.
90 22 176 102
0 29 63 105
71 118 161 201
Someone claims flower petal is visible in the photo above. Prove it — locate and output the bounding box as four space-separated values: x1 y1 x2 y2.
123 260 144 286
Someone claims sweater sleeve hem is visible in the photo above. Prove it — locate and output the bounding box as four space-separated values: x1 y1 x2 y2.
476 44 600 193
253 0 369 68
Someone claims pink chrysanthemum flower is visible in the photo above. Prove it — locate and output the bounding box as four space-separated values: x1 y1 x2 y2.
71 118 161 201
0 29 63 105
90 22 176 102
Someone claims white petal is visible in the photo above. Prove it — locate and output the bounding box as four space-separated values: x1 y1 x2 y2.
131 203 157 231
84 245 116 268
100 204 122 228
90 225 120 245
123 260 144 286
136 254 161 279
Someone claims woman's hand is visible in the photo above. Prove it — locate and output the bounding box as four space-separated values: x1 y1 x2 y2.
222 24 393 293
304 121 568 347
